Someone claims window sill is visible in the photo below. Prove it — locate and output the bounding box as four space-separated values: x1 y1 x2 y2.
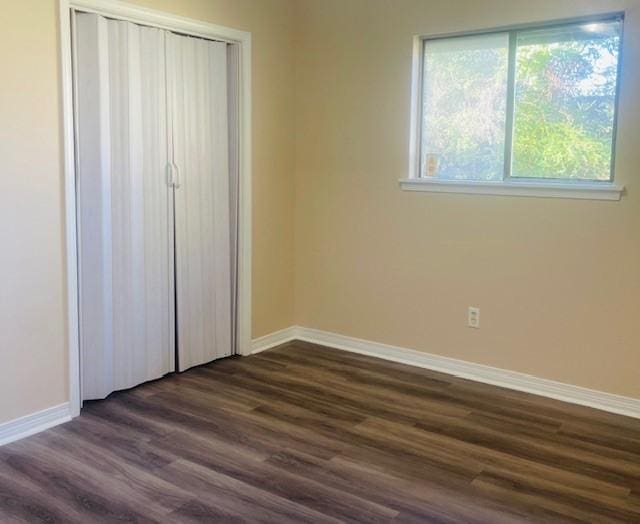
398 178 624 201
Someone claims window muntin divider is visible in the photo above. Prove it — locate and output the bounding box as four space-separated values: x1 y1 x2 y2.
503 31 518 182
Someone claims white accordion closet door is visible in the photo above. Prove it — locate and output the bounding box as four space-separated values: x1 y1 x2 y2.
167 32 233 370
75 13 175 400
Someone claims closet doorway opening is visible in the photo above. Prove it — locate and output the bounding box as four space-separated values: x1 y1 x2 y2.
59 0 252 417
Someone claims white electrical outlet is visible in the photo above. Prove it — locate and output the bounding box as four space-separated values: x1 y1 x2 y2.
468 307 480 328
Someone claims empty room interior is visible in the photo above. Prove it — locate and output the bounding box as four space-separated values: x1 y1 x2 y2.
2 0 640 522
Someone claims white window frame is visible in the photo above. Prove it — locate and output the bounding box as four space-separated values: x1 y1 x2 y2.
401 13 625 201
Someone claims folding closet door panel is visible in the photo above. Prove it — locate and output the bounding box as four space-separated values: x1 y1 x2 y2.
168 32 233 370
75 13 174 400
227 44 240 356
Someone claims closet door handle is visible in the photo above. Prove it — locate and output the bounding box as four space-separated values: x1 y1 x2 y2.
166 162 181 188
166 163 174 187
173 163 181 188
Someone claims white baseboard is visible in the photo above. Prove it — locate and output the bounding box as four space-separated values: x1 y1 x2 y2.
251 326 299 354
0 403 71 447
252 326 640 420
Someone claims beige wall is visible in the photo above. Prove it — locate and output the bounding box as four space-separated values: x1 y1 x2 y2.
293 0 640 398
0 0 295 424
2 0 639 426
0 1 68 424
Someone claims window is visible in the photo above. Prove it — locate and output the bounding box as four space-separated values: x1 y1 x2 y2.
403 15 624 200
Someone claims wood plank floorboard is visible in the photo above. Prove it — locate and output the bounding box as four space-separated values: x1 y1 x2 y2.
1 340 639 523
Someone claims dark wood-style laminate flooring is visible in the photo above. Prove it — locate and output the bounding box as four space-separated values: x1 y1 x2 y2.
1 341 639 523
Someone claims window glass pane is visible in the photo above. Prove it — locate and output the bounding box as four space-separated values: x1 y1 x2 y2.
421 33 509 181
512 20 621 181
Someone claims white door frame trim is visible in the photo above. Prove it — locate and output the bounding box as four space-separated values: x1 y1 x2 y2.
59 0 253 418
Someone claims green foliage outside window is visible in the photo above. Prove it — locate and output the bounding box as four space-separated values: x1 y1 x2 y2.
513 32 620 180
